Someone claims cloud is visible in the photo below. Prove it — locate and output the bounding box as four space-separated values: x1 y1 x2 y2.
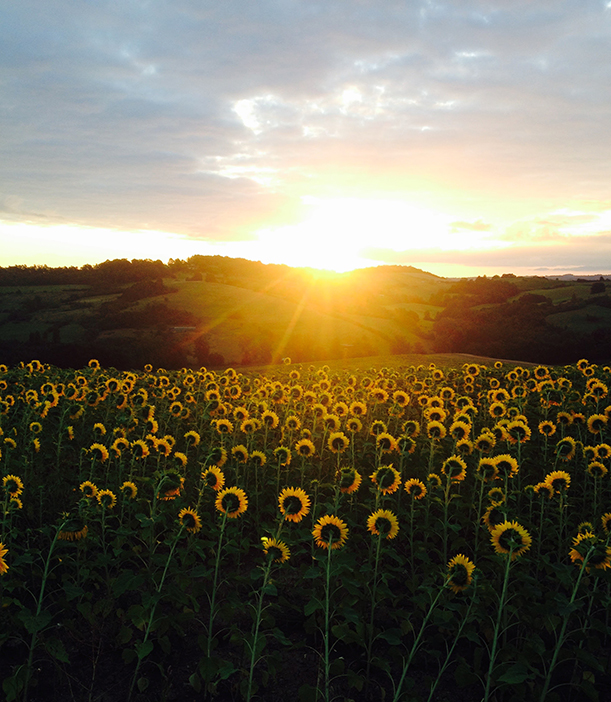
2 0 611 270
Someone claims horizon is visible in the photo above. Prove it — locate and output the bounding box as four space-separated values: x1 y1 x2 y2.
3 1 611 277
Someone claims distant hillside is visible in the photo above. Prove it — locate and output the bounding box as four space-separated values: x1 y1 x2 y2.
0 257 609 368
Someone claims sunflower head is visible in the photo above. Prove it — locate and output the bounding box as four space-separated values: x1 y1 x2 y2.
79 480 98 498
215 487 248 518
404 478 427 500
201 466 226 492
328 431 350 454
120 481 138 500
262 537 291 563
2 475 24 497
570 532 611 572
338 468 362 494
427 472 442 489
490 521 532 561
544 470 571 494
178 507 202 534
446 554 476 593
312 514 349 550
97 489 117 510
441 456 467 482
278 487 311 522
367 509 399 540
369 465 401 495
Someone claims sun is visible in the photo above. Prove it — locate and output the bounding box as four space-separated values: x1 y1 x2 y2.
251 197 461 272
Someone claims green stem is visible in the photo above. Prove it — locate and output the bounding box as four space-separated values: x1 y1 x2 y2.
483 552 513 702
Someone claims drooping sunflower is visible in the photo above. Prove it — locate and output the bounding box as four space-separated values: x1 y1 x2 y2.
215 487 248 518
96 489 117 509
400 478 424 500
262 537 291 563
58 517 88 542
278 487 311 522
295 438 316 458
2 475 24 497
544 470 571 494
367 509 399 540
79 480 98 498
441 455 467 482
490 521 532 560
178 507 202 534
120 481 138 500
0 543 8 575
338 467 362 494
569 532 611 572
89 443 109 462
375 432 398 454
369 465 402 495
201 466 226 492
312 514 349 550
446 554 476 593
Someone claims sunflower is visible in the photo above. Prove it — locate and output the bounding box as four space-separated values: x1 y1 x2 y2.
295 438 316 458
178 507 202 533
427 421 447 440
375 432 398 454
345 417 363 433
0 543 8 575
441 455 467 482
446 554 476 593
533 482 555 500
538 421 556 438
595 443 611 459
199 465 224 491
490 521 532 560
79 480 98 498
328 431 350 454
29 421 43 434
273 445 291 466
58 519 88 542
284 415 301 432
450 421 471 441
544 470 571 494
278 487 311 522
487 487 505 504
157 473 185 501
261 410 280 429
97 489 117 509
474 432 496 454
231 444 249 464
338 468 362 494
367 509 399 540
120 481 138 500
506 421 531 444
370 420 388 436
427 472 442 489
555 436 577 462
2 475 24 497
184 430 201 447
207 446 227 468
577 521 595 535
312 514 349 550
587 414 608 435
262 537 291 563
569 532 611 572
404 478 427 500
601 513 611 535
494 454 519 479
89 443 109 462
215 487 248 518
369 465 401 495
131 439 150 459
586 461 608 478
482 504 507 532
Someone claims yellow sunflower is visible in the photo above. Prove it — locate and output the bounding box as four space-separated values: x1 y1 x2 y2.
232 444 249 464
295 438 316 458
201 467 226 492
278 487 311 523
494 454 519 479
476 458 500 484
120 481 138 500
441 455 467 482
79 480 98 498
262 537 291 563
89 443 109 462
404 478 427 500
490 521 532 561
369 465 401 495
273 445 292 466
0 542 8 575
375 432 398 454
446 554 476 593
178 507 202 533
312 514 349 550
544 470 571 494
338 467 362 494
215 487 248 518
569 532 611 572
601 513 611 535
2 475 24 497
96 489 117 510
367 509 399 540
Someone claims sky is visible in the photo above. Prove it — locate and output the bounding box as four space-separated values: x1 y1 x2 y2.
2 0 611 278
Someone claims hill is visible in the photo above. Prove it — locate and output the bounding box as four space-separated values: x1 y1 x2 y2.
0 257 609 368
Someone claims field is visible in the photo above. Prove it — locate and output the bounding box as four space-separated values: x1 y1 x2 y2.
1 355 611 701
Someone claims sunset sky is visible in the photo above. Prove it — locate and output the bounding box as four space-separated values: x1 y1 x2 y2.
2 0 611 277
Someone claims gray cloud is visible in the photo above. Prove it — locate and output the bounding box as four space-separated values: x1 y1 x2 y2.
2 0 611 262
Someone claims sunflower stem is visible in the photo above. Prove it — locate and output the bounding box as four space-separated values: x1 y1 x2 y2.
207 510 228 658
365 533 383 689
246 559 273 702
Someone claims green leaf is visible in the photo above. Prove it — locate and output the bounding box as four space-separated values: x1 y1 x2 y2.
45 637 70 663
378 628 403 646
135 639 154 660
112 570 145 597
137 676 149 693
497 662 533 684
116 626 133 646
304 599 322 616
17 608 52 634
189 673 201 693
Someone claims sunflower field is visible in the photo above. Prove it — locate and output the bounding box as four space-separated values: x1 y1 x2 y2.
1 356 611 702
